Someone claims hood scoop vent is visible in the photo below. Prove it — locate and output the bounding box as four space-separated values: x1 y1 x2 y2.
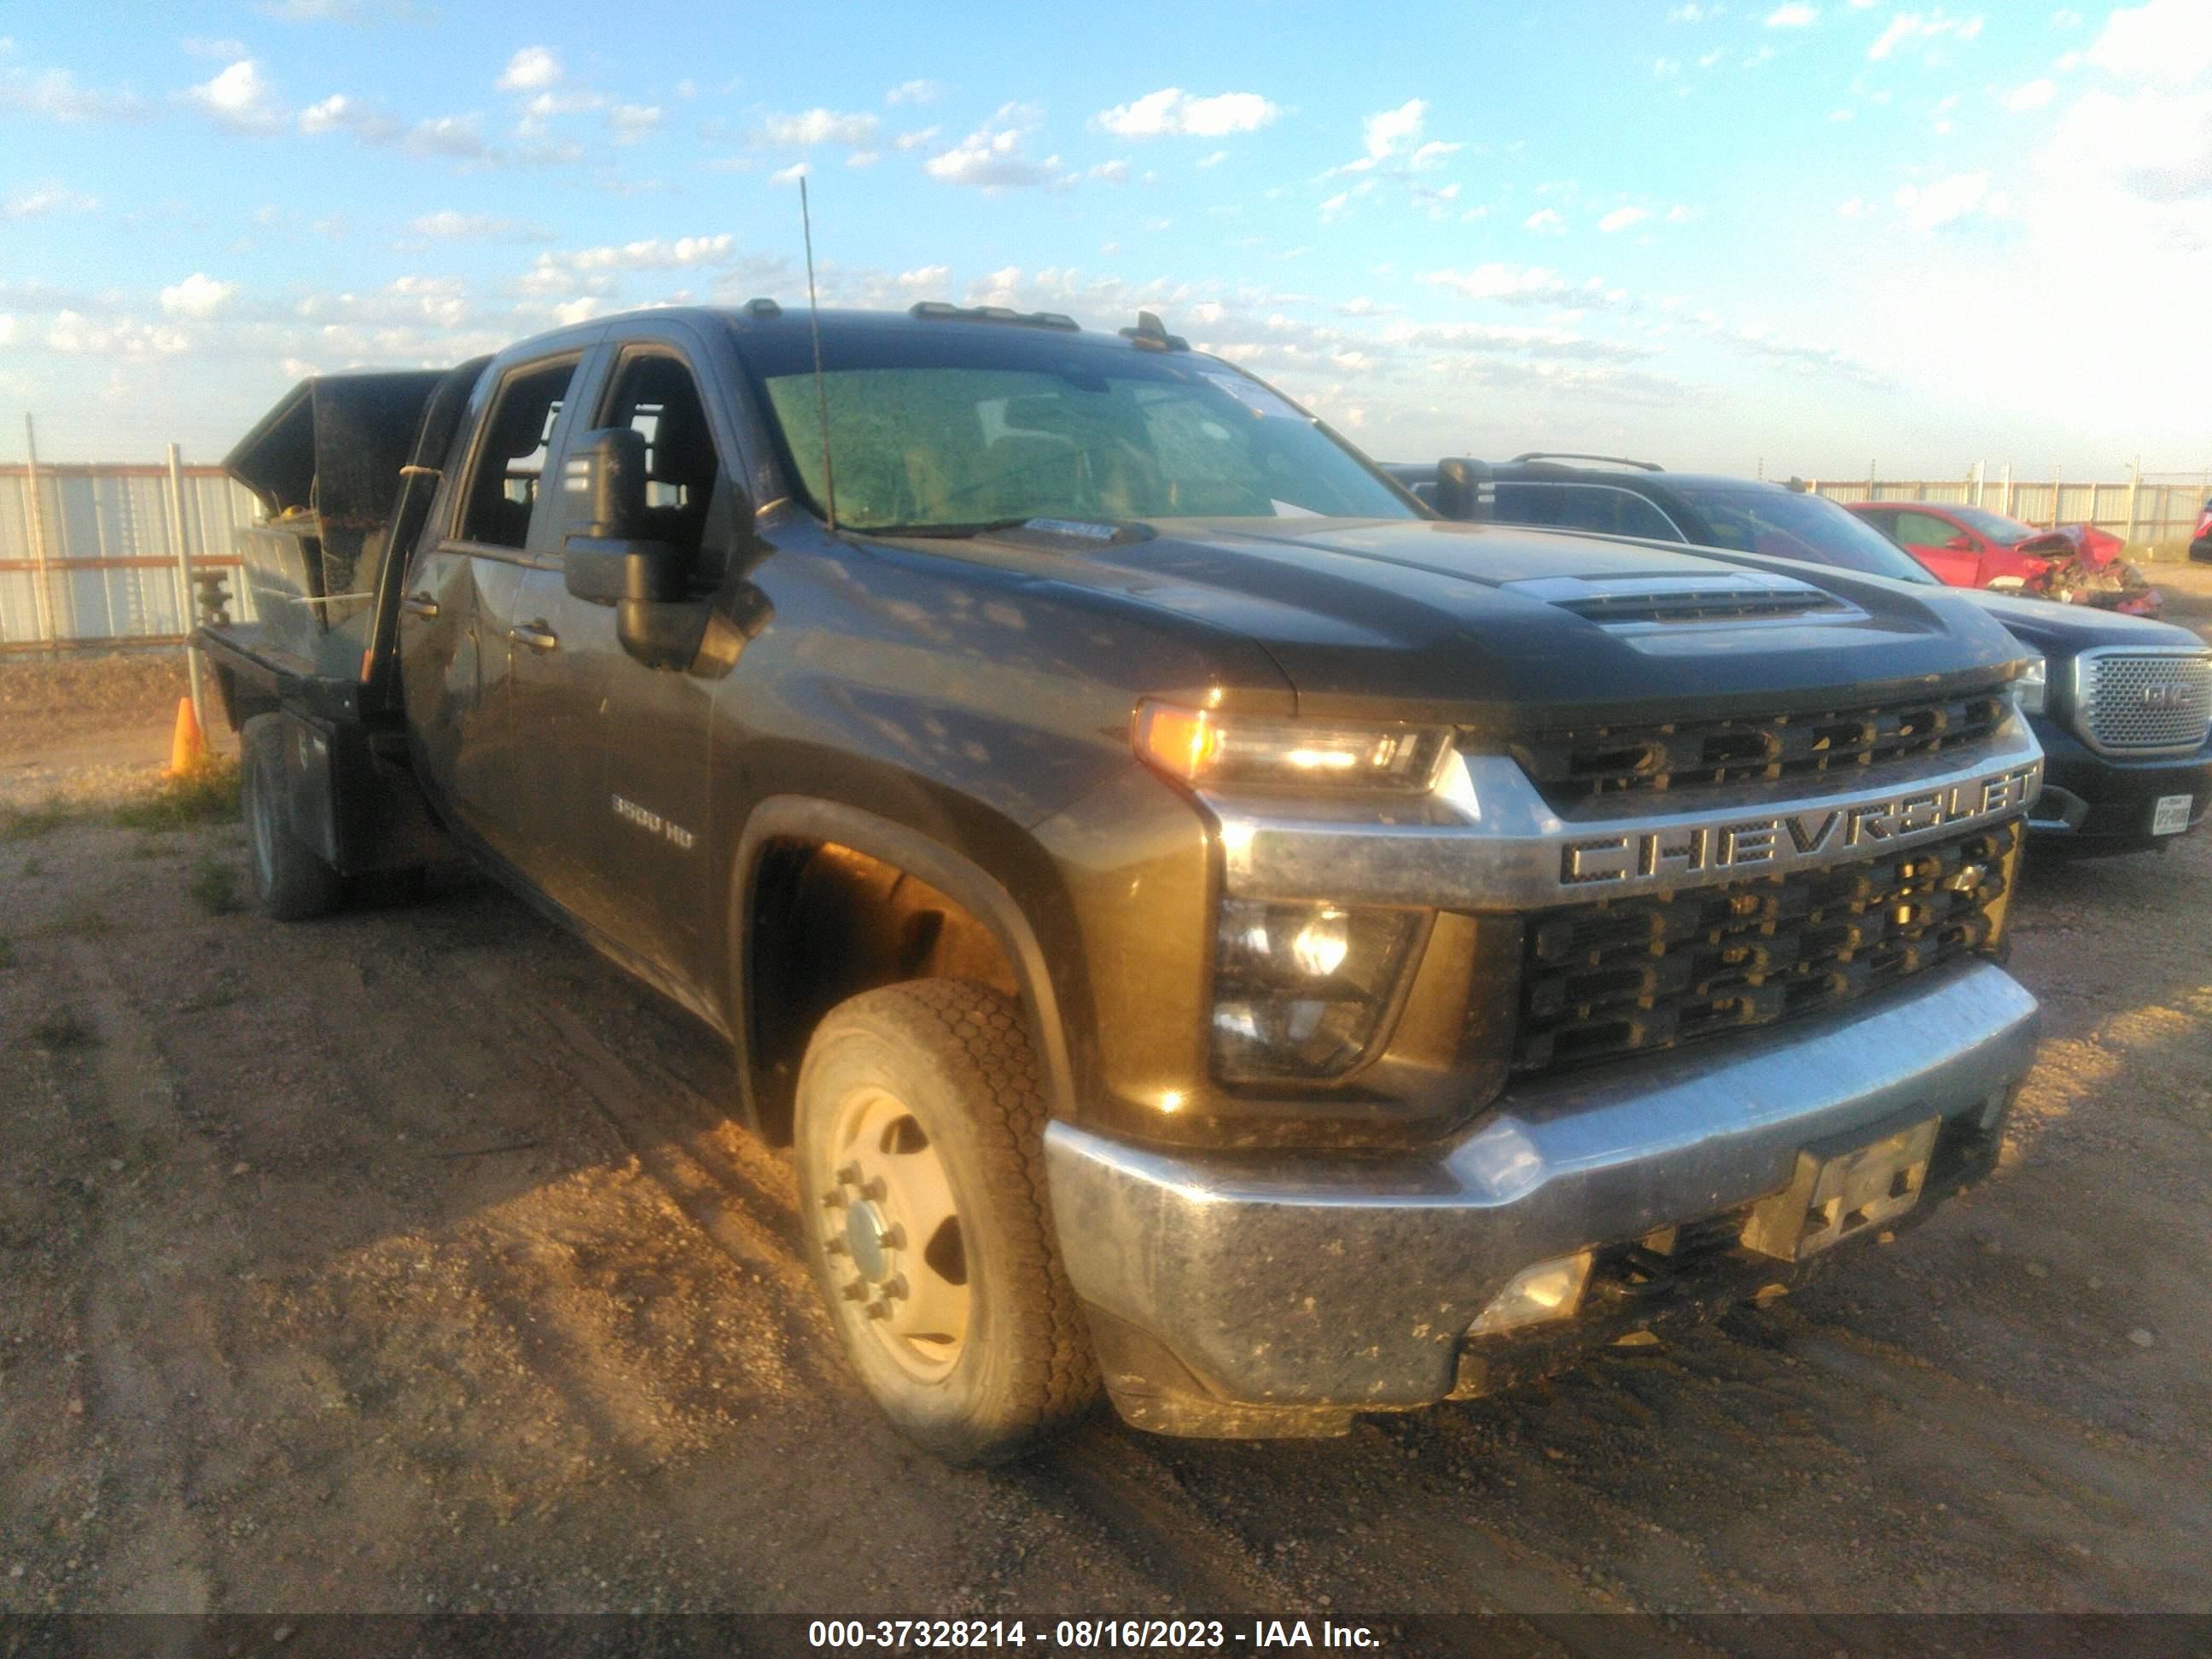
1505 572 1855 631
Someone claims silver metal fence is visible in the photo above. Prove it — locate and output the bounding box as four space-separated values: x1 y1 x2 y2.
1805 473 2209 550
0 462 265 649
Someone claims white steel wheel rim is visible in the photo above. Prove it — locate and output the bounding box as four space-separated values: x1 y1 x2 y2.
818 1085 971 1382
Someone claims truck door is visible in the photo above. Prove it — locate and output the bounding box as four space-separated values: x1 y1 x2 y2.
430 352 587 859
511 342 733 986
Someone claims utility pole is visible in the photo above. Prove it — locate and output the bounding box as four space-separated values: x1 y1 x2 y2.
166 443 207 730
23 414 56 649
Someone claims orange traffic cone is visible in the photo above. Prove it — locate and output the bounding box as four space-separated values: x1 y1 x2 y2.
166 697 210 777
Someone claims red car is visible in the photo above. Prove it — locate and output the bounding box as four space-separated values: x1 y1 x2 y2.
1844 500 2078 589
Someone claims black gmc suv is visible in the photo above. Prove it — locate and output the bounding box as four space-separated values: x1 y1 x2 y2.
1392 457 2212 855
202 307 2046 1462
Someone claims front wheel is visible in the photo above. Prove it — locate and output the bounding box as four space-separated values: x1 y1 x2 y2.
242 713 342 922
795 980 1099 1464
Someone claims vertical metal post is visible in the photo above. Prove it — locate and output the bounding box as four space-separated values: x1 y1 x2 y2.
1972 461 1985 508
2000 464 2013 517
2051 465 2062 529
23 413 56 649
2124 457 2140 555
166 442 207 730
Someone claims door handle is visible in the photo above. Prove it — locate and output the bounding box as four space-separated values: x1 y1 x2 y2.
508 620 559 652
401 591 439 619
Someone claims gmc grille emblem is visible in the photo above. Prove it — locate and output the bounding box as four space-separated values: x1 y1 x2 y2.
2141 683 2190 713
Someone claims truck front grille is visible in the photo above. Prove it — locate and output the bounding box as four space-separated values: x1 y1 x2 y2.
1514 820 2019 1075
2076 651 2212 754
1508 684 2012 805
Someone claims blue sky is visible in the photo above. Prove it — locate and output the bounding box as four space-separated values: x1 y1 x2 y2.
3 0 2207 475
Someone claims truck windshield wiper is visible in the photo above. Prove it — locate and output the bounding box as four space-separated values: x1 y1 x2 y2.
847 517 1033 539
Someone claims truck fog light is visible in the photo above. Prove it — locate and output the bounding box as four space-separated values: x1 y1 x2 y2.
1468 1251 1594 1337
1290 908 1350 978
1212 899 1420 1083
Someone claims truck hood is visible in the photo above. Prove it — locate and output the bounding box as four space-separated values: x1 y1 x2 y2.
1946 586 2207 660
924 516 2031 731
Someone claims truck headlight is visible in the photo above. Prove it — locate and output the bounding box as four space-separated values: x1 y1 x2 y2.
1135 701 1452 794
1212 899 1421 1082
2014 655 2046 715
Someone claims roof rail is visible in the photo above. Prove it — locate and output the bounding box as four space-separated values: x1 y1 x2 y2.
1511 451 1663 472
1119 309 1190 352
909 300 1080 332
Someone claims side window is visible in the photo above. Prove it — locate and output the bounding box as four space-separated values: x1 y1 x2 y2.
597 352 731 573
1554 486 1679 541
1895 511 1958 547
458 358 579 550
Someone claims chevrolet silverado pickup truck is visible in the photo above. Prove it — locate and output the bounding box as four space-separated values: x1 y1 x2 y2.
202 304 2046 1463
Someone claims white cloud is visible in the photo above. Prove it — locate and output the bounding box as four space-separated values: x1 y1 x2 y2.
1868 11 1985 61
884 79 941 105
0 64 143 121
183 36 248 59
2002 79 2056 112
1196 148 1229 168
846 149 878 167
1598 206 1650 232
1363 99 1426 159
1893 169 1991 227
2051 7 2081 24
1089 158 1132 182
188 59 283 131
2088 0 2212 85
1409 139 1461 171
410 210 541 240
1668 3 1722 18
2047 86 2212 202
160 272 237 318
893 125 939 151
1423 263 1580 304
0 315 15 347
497 47 562 93
3 183 98 218
925 110 1070 190
45 311 189 356
896 265 950 291
1765 3 1819 25
757 108 880 146
608 103 661 142
1665 203 1700 222
406 114 486 158
1523 207 1566 233
1836 195 1875 216
1096 87 1281 138
770 161 808 185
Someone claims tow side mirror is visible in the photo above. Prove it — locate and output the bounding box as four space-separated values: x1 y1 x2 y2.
1433 457 1494 523
560 427 704 670
563 426 649 540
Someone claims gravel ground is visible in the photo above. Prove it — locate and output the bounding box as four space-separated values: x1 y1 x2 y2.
1 585 2209 1630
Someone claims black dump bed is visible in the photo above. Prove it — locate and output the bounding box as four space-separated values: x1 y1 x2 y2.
222 371 447 674
210 362 485 707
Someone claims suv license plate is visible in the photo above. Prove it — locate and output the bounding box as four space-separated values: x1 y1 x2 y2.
2152 795 2192 836
1742 1117 1941 1263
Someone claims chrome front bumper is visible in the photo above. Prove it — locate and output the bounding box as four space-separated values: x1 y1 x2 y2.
1046 958 2039 1438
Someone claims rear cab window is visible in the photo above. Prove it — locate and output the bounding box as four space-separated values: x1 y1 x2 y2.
457 357 582 550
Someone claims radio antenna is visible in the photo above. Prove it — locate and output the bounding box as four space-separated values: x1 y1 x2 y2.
800 174 838 533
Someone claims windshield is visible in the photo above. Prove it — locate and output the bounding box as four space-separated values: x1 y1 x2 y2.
1949 506 2043 544
1672 485 1938 583
743 327 1412 532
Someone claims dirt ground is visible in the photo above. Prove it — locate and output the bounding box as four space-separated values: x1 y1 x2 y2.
3 580 2210 1628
